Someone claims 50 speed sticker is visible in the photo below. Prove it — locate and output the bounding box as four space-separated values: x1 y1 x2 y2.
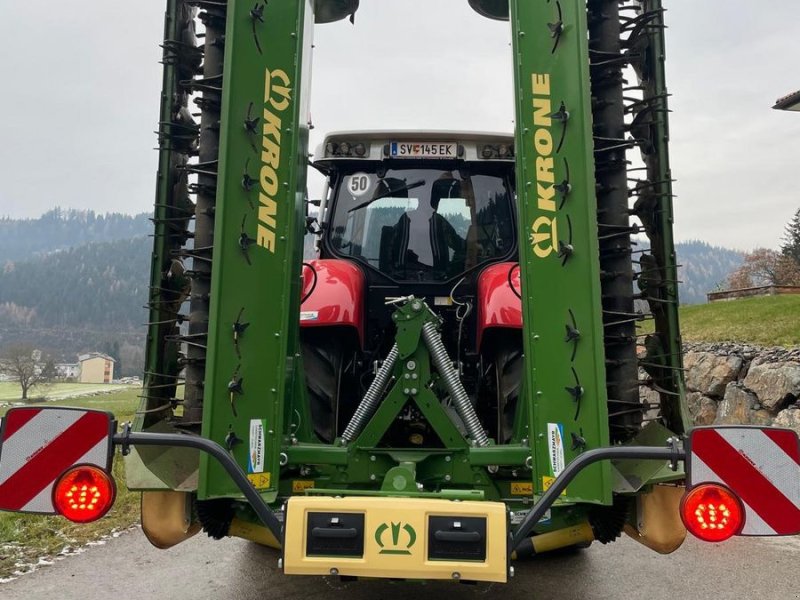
346 172 371 197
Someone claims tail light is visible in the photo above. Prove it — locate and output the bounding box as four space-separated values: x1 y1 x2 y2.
53 465 116 523
680 483 744 542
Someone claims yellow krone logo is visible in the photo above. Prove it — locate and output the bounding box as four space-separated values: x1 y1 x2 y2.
257 68 293 254
530 215 558 259
529 72 558 259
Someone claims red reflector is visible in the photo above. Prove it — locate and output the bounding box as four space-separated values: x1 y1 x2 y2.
681 483 744 542
52 465 116 523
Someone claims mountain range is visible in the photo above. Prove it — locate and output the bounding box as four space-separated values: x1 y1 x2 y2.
0 210 744 374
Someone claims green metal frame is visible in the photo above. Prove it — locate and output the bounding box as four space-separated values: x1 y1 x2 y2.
634 0 689 433
175 0 689 521
138 0 191 433
199 0 314 500
510 0 611 504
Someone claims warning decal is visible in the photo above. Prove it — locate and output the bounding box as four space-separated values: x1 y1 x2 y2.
248 419 266 474
0 408 112 514
689 427 800 536
547 422 565 477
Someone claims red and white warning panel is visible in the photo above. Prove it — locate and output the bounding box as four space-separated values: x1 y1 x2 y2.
0 408 114 514
689 426 800 536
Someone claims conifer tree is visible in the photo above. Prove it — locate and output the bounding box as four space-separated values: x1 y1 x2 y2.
781 208 800 265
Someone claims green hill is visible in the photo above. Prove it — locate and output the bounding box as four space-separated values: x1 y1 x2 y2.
0 237 149 371
677 295 800 347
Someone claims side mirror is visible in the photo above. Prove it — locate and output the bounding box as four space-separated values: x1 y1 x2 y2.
305 198 321 219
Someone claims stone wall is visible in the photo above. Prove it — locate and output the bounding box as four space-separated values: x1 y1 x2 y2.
683 343 800 432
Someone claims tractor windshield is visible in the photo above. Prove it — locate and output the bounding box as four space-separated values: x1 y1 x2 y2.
328 167 514 282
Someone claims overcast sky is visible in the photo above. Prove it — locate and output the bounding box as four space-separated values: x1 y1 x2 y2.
1 1 798 251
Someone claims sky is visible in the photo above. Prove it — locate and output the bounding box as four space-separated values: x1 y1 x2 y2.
0 1 798 251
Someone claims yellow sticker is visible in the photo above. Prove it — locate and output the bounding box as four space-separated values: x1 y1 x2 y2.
510 482 533 496
247 472 271 489
542 475 567 496
292 480 315 493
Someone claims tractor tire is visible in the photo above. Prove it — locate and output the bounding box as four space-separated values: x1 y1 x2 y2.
492 333 523 443
301 332 345 443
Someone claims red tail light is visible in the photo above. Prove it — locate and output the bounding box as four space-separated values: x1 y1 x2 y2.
681 483 744 542
52 465 116 523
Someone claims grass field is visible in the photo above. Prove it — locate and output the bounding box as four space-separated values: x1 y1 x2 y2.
0 382 137 403
0 389 141 581
677 294 800 347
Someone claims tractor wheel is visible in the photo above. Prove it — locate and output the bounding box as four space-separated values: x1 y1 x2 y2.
301 332 345 443
492 332 523 443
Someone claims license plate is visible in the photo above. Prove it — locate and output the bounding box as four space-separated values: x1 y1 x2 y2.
390 142 457 159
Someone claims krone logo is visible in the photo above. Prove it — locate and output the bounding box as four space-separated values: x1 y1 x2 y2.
264 68 291 112
374 521 417 555
257 67 293 253
530 216 558 258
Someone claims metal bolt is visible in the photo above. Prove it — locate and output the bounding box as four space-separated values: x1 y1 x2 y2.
278 558 283 569
370 455 377 462
330 568 338 576
406 361 416 370
404 373 411 380
410 388 418 395
291 437 298 445
444 474 452 482
445 456 452 462
403 388 411 395
279 452 288 466
488 465 499 474
370 474 377 481
412 301 422 311
412 373 418 380
452 572 461 581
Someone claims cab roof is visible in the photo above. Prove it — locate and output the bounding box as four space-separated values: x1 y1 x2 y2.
313 130 514 164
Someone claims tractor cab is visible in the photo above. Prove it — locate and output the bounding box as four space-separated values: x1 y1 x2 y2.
300 132 523 444
315 132 517 284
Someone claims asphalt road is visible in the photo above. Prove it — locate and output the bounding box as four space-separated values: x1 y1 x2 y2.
3 529 800 600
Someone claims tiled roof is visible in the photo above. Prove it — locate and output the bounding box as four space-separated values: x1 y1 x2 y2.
78 352 116 363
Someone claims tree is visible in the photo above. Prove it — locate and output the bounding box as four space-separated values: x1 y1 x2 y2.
781 208 800 265
726 248 800 290
0 345 52 401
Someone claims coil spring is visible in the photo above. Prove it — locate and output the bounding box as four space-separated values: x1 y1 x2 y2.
340 344 399 443
421 321 489 447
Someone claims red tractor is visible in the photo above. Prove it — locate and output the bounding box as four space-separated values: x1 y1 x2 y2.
301 131 526 447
